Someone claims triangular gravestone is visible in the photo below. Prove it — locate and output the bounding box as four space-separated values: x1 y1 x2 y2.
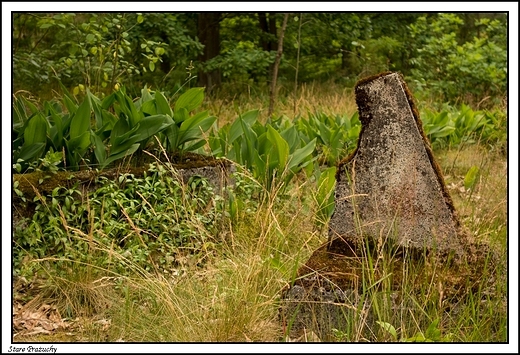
328 72 465 255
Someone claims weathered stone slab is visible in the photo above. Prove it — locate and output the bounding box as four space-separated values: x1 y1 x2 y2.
329 72 464 254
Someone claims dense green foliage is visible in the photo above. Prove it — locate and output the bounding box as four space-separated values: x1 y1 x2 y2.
421 103 507 151
11 11 508 344
13 93 506 276
13 81 505 180
13 164 231 276
209 110 317 191
408 14 507 105
13 12 507 105
13 85 215 173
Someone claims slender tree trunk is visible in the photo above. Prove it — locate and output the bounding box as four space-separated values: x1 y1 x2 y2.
267 13 278 51
258 12 269 51
197 13 221 91
293 13 303 115
259 12 278 80
268 13 289 119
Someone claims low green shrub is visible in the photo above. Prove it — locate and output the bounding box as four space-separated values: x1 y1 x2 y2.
12 84 215 173
421 104 506 150
13 163 227 278
209 110 316 192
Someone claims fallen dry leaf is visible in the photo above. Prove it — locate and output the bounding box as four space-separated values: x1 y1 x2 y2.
13 301 70 336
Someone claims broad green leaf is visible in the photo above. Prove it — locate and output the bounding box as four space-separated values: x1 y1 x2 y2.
102 143 140 168
348 125 361 140
240 115 259 169
68 131 91 153
87 89 105 130
376 321 397 340
228 111 250 144
178 112 216 145
85 33 95 43
254 153 267 182
256 130 269 156
100 110 118 132
109 126 142 156
227 142 238 162
131 114 172 143
184 139 208 152
316 166 336 221
110 117 130 146
430 126 456 138
115 87 142 127
13 97 28 131
280 125 299 152
174 87 204 113
174 107 189 123
62 95 78 115
228 110 259 145
155 91 172 116
90 130 106 165
140 100 157 116
24 113 48 146
329 129 343 150
350 111 360 125
241 110 260 125
17 142 46 162
464 166 479 190
43 101 57 117
48 110 64 150
318 120 331 145
208 137 223 156
101 92 117 110
58 80 78 113
110 138 139 157
288 138 316 171
165 124 180 151
266 125 289 171
140 86 154 104
70 97 91 140
208 123 228 156
432 111 449 126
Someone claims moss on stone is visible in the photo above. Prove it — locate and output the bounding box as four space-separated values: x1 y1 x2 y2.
12 153 233 224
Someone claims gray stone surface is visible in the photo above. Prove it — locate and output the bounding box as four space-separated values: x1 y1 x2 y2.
281 271 367 341
329 72 463 254
177 162 236 193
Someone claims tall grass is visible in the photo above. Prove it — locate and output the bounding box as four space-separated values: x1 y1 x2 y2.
104 176 319 342
12 81 507 343
13 143 506 343
202 80 358 125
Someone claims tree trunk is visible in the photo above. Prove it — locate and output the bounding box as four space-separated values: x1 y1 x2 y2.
268 13 289 119
258 12 270 51
267 13 278 51
259 12 278 80
197 13 221 91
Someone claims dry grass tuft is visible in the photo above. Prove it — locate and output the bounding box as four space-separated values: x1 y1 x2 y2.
202 80 358 125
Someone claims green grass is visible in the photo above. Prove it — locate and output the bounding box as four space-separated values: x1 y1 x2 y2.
13 144 507 343
12 83 507 343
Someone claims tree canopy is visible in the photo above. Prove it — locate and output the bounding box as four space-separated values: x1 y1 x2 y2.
12 12 507 105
